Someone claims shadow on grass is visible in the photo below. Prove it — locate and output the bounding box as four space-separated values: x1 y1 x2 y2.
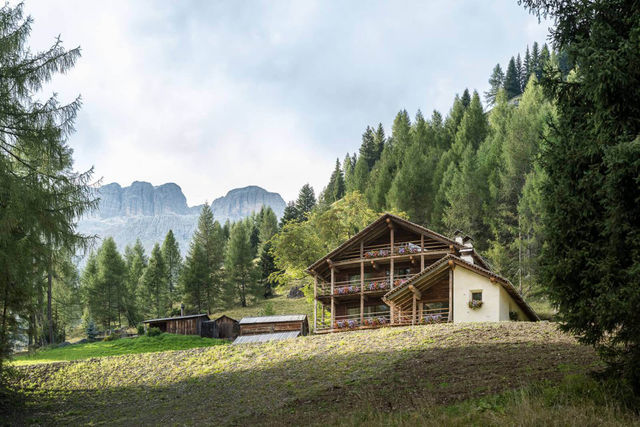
13 339 598 426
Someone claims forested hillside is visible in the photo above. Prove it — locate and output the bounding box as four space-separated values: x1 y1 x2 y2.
273 42 564 301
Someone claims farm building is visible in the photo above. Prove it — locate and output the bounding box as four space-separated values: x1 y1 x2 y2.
201 315 239 339
307 213 538 332
238 315 309 337
142 313 210 335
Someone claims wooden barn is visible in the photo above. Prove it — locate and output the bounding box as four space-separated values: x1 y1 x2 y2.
201 315 239 339
142 313 210 335
238 315 309 337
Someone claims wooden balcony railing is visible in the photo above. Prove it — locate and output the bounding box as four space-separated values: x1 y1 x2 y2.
317 274 413 297
335 239 449 264
314 307 449 331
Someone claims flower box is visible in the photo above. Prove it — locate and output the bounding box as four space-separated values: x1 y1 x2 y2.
468 300 483 309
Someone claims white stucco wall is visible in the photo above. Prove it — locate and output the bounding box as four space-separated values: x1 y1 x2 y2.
452 265 533 322
453 266 501 322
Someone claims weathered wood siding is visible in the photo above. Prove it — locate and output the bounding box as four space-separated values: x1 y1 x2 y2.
149 317 204 335
240 320 308 336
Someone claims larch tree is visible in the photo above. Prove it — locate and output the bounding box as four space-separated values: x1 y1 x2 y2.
0 3 96 366
484 63 505 106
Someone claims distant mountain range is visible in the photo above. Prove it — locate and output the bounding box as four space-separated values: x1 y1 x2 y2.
77 182 286 259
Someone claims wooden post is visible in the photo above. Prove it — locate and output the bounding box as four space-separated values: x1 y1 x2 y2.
360 242 364 325
390 227 395 288
313 275 318 332
412 295 417 325
322 303 325 326
448 268 453 323
419 300 423 322
330 267 335 329
420 234 425 270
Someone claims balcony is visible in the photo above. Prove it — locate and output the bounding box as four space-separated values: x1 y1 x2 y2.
315 306 450 332
335 240 441 265
317 273 413 297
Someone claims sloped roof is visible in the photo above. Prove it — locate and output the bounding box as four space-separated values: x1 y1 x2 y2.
307 213 481 272
239 314 307 324
384 254 539 321
232 331 301 344
142 313 210 323
210 315 238 323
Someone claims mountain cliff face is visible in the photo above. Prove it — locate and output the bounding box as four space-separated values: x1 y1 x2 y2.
77 183 286 260
211 185 285 221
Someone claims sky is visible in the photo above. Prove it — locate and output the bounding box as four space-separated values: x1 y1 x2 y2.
22 1 551 205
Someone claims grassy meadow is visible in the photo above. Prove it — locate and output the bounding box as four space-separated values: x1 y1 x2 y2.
11 322 636 426
11 334 227 366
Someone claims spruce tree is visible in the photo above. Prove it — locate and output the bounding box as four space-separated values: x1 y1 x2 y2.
161 230 182 302
524 45 532 80
322 158 345 204
224 221 257 307
294 184 316 220
515 53 524 91
280 201 298 226
179 238 209 314
140 244 170 319
504 57 521 99
531 42 540 78
373 123 386 161
342 153 355 192
460 89 471 108
359 126 378 169
522 0 640 389
484 63 505 106
124 239 146 325
351 156 370 194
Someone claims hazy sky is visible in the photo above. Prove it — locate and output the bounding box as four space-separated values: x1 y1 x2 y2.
23 1 550 205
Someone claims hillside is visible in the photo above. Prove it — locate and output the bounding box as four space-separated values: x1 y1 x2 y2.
12 322 619 426
77 183 286 257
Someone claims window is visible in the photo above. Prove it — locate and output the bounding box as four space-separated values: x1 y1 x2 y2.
471 291 482 302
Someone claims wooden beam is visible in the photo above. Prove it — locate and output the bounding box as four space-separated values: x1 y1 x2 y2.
408 284 422 300
448 259 455 269
421 234 425 270
314 275 318 332
448 268 453 323
360 245 364 325
412 295 417 325
330 267 335 329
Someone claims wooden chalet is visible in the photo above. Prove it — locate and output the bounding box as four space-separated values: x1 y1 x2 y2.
142 313 210 335
307 214 537 332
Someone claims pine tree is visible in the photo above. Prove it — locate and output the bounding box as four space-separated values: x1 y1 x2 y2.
140 244 170 319
161 230 182 303
504 57 522 99
294 184 316 220
224 221 257 307
484 63 505 106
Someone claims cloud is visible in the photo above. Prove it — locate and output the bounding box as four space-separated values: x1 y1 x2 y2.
21 0 551 204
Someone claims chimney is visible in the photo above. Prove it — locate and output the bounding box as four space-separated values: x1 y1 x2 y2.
180 303 185 317
454 230 464 245
460 235 474 264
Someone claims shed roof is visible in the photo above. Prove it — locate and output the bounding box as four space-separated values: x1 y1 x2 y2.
142 313 210 323
232 331 301 345
238 314 307 325
211 315 238 323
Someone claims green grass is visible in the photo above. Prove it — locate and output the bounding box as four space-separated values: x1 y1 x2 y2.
11 333 227 365
210 293 313 323
12 322 618 425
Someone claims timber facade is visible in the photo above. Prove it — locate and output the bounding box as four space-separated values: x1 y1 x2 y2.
307 214 537 333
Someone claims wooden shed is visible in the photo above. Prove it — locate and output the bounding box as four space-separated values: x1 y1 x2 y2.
201 315 239 339
238 314 309 336
142 314 210 336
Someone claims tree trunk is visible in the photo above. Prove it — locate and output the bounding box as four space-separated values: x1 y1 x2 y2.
0 285 8 374
48 267 54 344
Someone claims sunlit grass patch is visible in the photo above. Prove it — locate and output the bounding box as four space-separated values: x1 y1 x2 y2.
12 333 227 365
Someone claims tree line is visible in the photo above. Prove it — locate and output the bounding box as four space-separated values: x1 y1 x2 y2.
80 205 280 332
